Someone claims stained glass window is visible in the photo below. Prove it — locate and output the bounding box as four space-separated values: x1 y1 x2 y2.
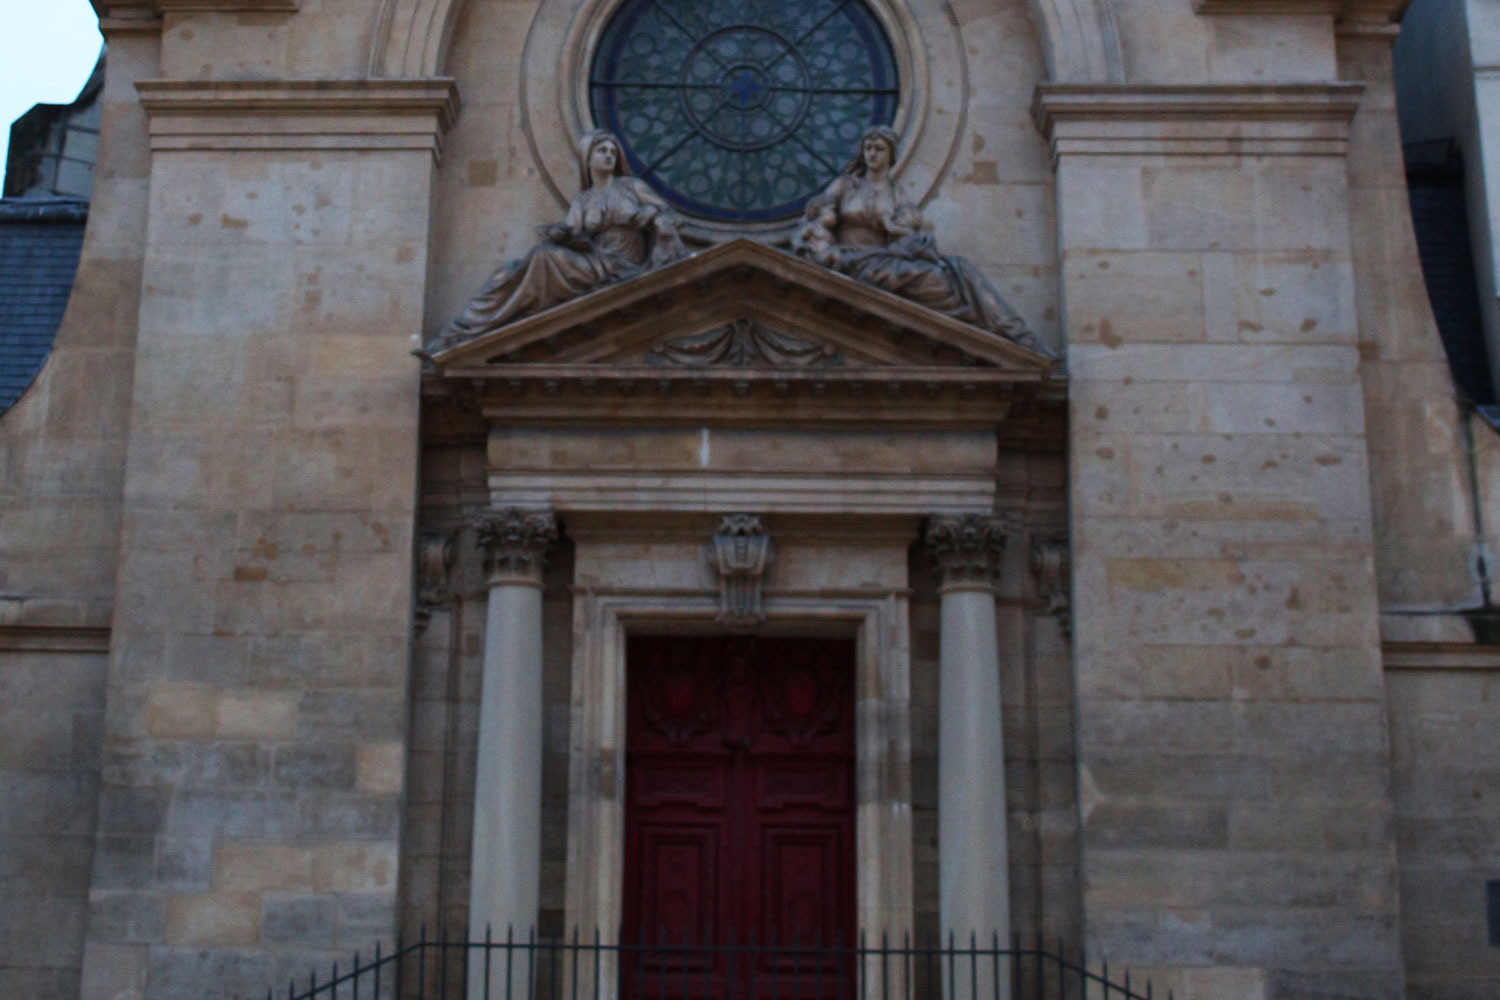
589 0 900 223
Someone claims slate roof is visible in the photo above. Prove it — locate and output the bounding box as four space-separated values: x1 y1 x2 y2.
0 197 88 415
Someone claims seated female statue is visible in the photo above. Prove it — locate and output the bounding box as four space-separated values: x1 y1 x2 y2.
794 125 1053 356
430 129 687 351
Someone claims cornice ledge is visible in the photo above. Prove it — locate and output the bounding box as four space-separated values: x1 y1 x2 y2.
95 0 297 17
1032 82 1365 159
93 0 163 31
1195 0 1341 13
1336 0 1409 37
1382 640 1500 671
155 0 299 9
1193 0 1408 19
136 77 461 159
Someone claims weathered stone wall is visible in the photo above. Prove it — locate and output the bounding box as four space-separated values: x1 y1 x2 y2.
155 2 377 81
1387 663 1500 1000
1340 24 1487 615
0 649 108 999
75 59 450 1000
1043 15 1406 993
11 4 1500 1000
0 23 159 1000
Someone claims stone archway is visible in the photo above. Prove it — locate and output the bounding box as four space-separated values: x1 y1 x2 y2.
367 0 1124 83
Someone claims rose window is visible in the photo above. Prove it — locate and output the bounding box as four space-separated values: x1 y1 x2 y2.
589 0 899 223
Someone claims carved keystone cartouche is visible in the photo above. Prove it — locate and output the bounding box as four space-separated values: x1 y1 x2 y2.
709 514 773 633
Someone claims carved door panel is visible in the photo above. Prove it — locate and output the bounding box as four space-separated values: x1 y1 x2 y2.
623 637 855 1000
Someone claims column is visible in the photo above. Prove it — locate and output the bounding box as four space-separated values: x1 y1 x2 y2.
470 507 558 997
926 516 1011 977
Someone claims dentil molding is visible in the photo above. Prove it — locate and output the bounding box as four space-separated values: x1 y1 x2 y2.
136 78 461 159
1032 82 1364 159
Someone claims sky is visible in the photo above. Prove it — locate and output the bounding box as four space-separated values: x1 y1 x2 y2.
0 0 105 187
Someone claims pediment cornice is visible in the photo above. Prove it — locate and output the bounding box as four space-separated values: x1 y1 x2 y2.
424 240 1063 435
427 239 1058 377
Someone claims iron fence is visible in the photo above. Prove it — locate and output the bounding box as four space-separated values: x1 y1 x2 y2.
267 929 1172 1000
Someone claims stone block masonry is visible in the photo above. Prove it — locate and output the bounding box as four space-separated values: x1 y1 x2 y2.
75 79 457 1000
1037 83 1406 1000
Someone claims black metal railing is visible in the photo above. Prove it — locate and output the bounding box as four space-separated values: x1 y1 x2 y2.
267 929 1173 1000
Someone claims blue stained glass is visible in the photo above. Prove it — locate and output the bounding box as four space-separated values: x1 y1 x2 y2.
590 0 899 223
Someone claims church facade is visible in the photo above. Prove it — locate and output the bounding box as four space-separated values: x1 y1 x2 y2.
1 1 1497 999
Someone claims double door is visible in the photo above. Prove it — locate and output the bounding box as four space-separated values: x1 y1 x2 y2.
622 636 856 1000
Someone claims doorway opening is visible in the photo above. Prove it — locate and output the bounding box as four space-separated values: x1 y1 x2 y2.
622 635 857 1000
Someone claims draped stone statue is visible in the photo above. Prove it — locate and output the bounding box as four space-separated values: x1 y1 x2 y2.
428 129 688 352
793 125 1053 356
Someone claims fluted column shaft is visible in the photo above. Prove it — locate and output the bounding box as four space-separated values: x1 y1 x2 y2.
927 516 1012 974
470 508 557 996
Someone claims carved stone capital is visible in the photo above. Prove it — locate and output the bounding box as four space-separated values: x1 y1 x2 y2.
926 515 1007 591
474 508 558 586
709 514 773 633
1029 537 1072 638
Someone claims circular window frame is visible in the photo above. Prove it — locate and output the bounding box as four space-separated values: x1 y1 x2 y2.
588 0 900 226
520 0 963 243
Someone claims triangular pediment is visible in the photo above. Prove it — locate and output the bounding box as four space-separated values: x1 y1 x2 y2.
427 239 1057 377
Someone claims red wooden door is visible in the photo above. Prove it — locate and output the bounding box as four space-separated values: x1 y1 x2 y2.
623 636 856 1000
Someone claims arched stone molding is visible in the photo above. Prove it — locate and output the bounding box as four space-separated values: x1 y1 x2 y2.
1030 0 1124 83
368 0 457 76
368 0 1121 214
370 0 1121 83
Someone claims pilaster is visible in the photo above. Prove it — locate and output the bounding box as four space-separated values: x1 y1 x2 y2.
80 74 455 999
1038 81 1404 998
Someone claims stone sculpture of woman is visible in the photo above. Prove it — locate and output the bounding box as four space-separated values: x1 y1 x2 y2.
429 129 688 351
793 125 1053 356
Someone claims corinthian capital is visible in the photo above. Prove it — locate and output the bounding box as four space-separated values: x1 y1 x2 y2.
925 515 1007 591
474 508 558 585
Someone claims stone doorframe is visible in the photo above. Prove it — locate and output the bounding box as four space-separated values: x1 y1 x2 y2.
560 525 917 954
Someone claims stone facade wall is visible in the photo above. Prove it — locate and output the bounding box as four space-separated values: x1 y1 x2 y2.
0 24 160 1000
1387 664 1500 1000
0 649 108 998
1340 24 1487 614
6 3 1500 1000
74 69 451 998
1044 22 1407 993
